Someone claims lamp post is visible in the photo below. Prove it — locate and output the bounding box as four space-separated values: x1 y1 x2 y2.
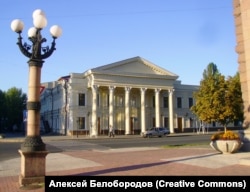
11 9 62 186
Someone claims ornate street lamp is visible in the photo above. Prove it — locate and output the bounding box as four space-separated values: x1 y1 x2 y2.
11 9 62 186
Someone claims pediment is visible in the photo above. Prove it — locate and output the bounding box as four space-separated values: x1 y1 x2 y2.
88 56 178 79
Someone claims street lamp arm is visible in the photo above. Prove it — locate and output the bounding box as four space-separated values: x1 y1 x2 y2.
41 38 56 60
16 29 57 61
17 33 32 58
28 29 48 60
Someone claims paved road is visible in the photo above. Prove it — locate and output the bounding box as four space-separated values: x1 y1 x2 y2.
0 134 211 161
0 142 22 161
79 134 211 148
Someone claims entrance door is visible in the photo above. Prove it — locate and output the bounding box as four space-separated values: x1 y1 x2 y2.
97 117 100 134
152 117 156 127
130 117 134 134
177 117 182 132
164 117 169 128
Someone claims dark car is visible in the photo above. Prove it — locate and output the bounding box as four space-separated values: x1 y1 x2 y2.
141 127 170 138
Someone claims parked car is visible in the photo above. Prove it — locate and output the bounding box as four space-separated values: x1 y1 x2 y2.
159 127 170 135
141 127 170 138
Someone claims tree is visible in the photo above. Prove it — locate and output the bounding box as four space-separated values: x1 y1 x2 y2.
0 90 7 132
202 62 219 79
191 63 243 132
0 90 5 117
226 72 244 124
5 87 27 131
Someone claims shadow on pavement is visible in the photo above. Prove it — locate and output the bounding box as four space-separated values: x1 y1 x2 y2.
73 153 219 176
74 161 169 176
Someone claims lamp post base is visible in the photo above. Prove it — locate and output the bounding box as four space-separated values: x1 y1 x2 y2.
21 136 46 152
18 149 49 186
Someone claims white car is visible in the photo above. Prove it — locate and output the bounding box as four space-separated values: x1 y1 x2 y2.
141 127 170 138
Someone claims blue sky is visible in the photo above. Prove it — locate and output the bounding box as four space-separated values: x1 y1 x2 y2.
1 0 237 94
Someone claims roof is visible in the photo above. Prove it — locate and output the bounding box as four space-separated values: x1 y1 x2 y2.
84 56 179 80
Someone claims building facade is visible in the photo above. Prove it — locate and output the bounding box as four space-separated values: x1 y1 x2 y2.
40 56 201 136
233 0 250 151
234 0 250 128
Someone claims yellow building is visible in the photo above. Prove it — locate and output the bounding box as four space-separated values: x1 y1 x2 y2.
41 56 201 136
233 0 250 151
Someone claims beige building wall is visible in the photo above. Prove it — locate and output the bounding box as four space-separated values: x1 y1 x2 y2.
234 0 250 128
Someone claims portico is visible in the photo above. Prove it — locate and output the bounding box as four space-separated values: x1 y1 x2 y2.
89 85 176 136
84 56 178 136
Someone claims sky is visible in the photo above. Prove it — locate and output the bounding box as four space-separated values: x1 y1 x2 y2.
0 0 238 94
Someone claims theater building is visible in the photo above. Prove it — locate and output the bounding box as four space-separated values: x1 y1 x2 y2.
40 56 200 136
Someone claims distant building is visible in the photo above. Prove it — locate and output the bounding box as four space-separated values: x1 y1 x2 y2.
40 56 204 136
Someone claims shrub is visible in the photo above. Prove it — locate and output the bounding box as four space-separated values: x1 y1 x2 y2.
210 130 240 141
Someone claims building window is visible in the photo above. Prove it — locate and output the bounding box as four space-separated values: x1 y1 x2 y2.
103 93 108 107
177 97 182 108
164 117 169 128
97 94 100 107
189 98 193 108
131 96 136 107
107 94 110 106
117 95 124 106
163 97 168 108
79 93 85 106
78 117 85 129
153 96 155 108
212 121 216 127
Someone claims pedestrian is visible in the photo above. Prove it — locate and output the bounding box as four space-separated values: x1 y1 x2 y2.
109 125 115 137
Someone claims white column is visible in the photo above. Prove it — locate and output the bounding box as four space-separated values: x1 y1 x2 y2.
140 88 147 133
109 86 115 128
155 88 161 127
91 85 98 137
125 87 131 134
168 89 175 133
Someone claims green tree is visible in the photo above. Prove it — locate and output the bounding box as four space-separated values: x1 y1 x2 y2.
5 87 27 131
226 72 244 124
0 90 7 132
191 63 243 132
0 90 5 117
202 62 219 79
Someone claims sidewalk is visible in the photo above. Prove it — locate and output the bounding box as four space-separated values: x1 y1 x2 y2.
0 132 250 192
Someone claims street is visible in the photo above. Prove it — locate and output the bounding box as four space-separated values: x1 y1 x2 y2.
0 134 211 161
72 134 211 149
